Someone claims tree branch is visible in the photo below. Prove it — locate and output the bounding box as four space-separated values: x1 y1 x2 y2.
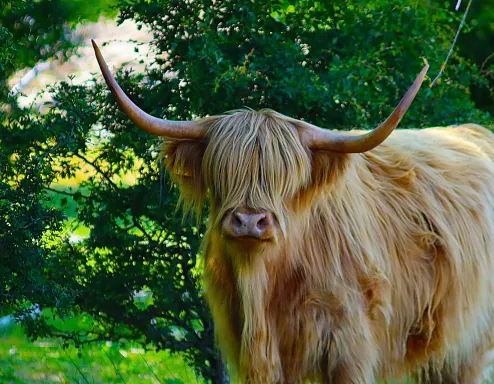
480 51 494 73
45 186 78 197
74 152 119 190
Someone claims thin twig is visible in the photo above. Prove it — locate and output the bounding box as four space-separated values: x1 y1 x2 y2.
430 0 473 88
480 51 494 73
102 347 127 384
140 355 163 384
45 186 78 197
74 152 119 190
132 217 155 244
35 142 61 171
62 348 91 384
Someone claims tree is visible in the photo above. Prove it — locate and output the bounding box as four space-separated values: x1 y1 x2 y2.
0 0 119 321
1 0 491 382
0 0 84 320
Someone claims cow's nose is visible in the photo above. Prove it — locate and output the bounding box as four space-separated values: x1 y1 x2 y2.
223 209 274 240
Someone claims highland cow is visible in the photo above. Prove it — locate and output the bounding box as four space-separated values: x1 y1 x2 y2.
93 40 494 383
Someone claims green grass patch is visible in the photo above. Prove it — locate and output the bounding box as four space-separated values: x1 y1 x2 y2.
0 322 203 384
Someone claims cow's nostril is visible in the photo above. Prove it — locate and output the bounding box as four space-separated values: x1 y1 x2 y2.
256 217 267 230
232 213 243 228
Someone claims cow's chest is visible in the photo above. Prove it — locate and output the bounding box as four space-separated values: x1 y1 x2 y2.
255 278 346 380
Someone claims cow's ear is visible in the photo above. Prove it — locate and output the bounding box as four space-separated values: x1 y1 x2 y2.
161 140 206 215
309 150 350 192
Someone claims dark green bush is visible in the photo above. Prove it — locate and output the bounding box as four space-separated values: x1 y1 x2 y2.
458 0 494 115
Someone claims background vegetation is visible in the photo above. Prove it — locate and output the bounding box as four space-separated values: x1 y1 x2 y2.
1 0 493 382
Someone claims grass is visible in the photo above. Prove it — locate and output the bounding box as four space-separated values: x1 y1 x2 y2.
2 317 493 384
0 322 204 384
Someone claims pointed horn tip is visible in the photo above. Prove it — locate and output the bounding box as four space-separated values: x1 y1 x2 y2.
91 40 102 57
419 64 429 78
91 39 105 58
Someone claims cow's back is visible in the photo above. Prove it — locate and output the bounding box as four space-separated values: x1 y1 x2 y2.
365 124 494 379
310 124 494 381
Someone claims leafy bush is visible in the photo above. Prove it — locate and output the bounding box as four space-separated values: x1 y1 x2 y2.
1 0 492 382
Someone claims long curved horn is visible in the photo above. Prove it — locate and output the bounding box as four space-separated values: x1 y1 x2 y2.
303 64 429 153
91 40 205 139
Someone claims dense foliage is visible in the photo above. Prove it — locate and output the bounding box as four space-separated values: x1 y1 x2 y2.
458 0 494 115
0 0 78 320
1 0 492 382
119 0 491 127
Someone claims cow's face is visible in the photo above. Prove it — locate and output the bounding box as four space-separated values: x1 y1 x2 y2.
205 111 311 253
164 110 345 255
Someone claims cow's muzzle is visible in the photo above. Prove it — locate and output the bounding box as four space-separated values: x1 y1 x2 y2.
222 208 276 242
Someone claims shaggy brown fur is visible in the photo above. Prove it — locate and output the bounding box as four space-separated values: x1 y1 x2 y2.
162 109 494 383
